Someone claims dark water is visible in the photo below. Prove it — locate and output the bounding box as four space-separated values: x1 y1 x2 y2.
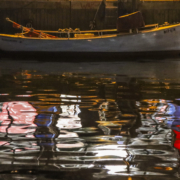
0 59 180 180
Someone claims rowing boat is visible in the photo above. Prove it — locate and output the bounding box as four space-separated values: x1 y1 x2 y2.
0 12 180 57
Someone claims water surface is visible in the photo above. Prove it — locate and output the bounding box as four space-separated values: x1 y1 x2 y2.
0 59 180 180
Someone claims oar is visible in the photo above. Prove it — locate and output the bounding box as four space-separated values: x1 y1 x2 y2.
6 17 42 37
6 17 57 38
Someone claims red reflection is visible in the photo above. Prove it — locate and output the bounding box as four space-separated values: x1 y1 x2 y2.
0 101 37 134
173 129 180 150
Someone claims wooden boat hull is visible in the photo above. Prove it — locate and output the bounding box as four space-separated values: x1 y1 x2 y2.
0 24 180 55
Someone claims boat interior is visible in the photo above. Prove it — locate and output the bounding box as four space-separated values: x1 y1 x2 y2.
3 11 180 40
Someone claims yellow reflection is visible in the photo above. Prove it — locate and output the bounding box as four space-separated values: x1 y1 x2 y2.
154 167 173 171
96 121 123 126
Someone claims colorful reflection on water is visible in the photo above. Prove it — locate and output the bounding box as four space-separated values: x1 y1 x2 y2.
0 70 180 180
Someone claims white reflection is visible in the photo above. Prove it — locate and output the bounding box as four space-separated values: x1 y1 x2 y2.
87 144 125 150
94 150 127 157
61 94 81 103
59 164 95 169
58 130 78 138
56 94 82 130
56 141 84 148
105 165 127 174
60 105 81 118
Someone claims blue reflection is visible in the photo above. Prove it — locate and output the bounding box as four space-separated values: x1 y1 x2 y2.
35 114 52 127
35 134 55 139
34 106 59 139
166 103 180 131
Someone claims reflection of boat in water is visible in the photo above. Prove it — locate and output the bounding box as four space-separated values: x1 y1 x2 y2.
1 12 180 56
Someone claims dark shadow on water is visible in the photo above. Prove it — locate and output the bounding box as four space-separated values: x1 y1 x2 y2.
1 50 180 62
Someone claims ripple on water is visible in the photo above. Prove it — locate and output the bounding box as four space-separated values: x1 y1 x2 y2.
0 71 179 180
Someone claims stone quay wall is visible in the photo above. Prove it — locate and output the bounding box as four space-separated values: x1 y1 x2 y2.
0 0 180 33
119 0 180 25
0 0 118 33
